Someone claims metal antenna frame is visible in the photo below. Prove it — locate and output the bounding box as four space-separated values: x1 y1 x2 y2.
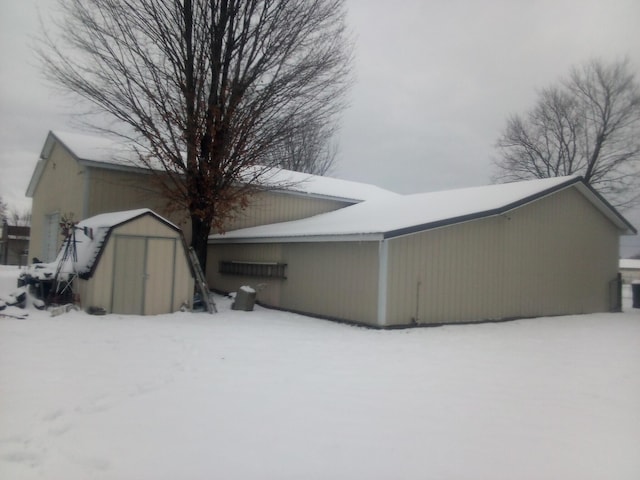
50 225 80 304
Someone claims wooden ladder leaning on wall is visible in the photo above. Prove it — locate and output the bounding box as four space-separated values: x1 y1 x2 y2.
188 247 217 313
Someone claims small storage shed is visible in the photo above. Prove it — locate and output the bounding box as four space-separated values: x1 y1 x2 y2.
59 209 194 315
208 176 636 327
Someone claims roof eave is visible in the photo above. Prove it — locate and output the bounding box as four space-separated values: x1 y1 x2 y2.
209 232 383 244
27 131 64 197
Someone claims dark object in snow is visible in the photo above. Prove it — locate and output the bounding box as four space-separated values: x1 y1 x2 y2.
88 306 106 315
12 290 27 308
232 286 256 311
19 268 55 303
632 283 640 308
1 288 27 309
192 292 205 312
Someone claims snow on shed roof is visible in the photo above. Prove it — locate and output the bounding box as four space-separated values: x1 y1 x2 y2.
210 176 636 243
29 130 396 203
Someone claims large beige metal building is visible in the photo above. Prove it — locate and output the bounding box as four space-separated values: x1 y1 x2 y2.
208 177 636 327
26 131 636 324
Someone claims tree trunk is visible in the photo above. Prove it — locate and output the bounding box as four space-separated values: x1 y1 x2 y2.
191 214 212 274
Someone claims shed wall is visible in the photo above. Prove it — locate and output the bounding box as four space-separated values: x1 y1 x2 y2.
208 241 379 325
385 187 620 325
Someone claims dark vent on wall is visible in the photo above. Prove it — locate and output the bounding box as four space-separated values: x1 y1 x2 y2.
219 261 287 279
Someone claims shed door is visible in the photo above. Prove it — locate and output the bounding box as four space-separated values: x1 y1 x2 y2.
111 236 178 315
112 236 146 314
144 238 177 315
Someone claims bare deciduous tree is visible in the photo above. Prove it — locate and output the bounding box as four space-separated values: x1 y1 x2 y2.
8 207 32 227
0 196 6 222
39 0 353 269
271 114 338 175
494 59 640 208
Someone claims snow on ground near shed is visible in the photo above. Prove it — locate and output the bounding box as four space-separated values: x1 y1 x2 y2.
1 266 639 480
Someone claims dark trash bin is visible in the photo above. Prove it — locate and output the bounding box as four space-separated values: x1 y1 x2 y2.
632 283 640 308
232 286 256 311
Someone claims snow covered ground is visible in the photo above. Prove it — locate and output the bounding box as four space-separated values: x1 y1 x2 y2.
1 265 639 479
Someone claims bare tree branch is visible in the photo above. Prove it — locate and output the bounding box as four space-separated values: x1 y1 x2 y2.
493 58 640 209
38 0 353 268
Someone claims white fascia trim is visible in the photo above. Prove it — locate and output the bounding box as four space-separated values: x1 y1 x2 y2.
82 167 91 219
25 159 47 197
209 233 383 244
377 239 388 327
77 158 153 175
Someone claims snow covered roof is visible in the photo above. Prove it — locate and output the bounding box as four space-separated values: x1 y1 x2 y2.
56 209 179 279
44 131 140 166
240 167 398 202
27 130 396 203
209 176 636 243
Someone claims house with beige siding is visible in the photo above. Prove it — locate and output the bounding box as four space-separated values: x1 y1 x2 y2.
26 131 636 324
26 131 393 263
209 176 636 327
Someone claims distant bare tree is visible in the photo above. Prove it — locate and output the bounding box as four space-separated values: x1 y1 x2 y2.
494 59 640 208
0 196 6 222
272 114 338 175
39 0 352 269
8 207 32 227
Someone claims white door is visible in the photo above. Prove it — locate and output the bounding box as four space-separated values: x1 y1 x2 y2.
42 212 61 262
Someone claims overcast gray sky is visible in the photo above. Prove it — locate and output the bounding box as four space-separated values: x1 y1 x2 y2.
2 0 640 252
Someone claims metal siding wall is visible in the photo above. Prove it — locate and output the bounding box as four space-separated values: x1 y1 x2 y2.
88 169 153 215
207 243 284 306
87 170 193 244
282 242 379 325
386 187 621 325
224 191 352 231
208 241 379 324
29 144 85 261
